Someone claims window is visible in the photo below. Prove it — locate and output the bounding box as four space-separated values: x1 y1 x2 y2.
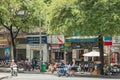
16 38 26 44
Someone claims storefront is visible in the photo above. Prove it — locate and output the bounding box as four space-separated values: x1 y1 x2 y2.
47 35 65 63
65 36 99 65
111 36 120 65
0 39 9 61
26 35 48 62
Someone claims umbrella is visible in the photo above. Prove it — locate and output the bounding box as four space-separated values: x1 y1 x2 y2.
83 50 106 57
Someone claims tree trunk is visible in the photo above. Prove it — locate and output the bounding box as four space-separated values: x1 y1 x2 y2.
13 44 17 62
98 35 104 75
10 31 17 62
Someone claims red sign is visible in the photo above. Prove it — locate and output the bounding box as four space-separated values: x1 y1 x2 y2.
104 42 112 46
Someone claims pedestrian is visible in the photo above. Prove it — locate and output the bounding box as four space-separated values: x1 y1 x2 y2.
24 59 29 71
81 63 84 72
4 52 10 64
103 64 108 75
70 62 76 76
34 58 37 68
84 64 88 72
89 62 94 73
31 58 35 71
77 63 81 72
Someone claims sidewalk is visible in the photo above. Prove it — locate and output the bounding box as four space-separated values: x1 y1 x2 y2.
0 74 9 80
0 75 8 80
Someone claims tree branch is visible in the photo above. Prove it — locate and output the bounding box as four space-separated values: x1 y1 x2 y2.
0 17 10 30
13 26 22 39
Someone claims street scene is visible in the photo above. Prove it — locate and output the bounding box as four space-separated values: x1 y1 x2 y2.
0 0 120 80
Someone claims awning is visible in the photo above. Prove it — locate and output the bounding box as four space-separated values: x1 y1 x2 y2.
66 37 98 43
83 50 107 57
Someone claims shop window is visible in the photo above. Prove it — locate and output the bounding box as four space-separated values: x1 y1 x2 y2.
55 52 64 62
16 38 26 44
0 48 4 60
16 49 26 60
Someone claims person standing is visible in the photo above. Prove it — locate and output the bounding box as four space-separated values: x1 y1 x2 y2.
89 62 94 75
31 58 35 71
85 64 88 72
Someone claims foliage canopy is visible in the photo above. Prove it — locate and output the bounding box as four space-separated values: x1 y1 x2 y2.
45 0 120 36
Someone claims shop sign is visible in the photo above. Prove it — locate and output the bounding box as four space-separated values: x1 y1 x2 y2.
104 42 112 46
47 35 65 44
26 36 47 44
50 44 60 49
104 36 112 46
64 43 71 47
0 40 8 45
112 36 120 46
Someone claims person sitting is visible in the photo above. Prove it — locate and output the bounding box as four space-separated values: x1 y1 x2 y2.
10 59 17 76
10 59 17 68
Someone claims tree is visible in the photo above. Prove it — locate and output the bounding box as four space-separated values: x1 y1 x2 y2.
45 0 120 75
0 0 45 62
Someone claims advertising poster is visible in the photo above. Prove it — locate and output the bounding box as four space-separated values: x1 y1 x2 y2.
4 47 10 60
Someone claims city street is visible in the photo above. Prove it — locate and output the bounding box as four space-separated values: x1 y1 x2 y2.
0 72 120 80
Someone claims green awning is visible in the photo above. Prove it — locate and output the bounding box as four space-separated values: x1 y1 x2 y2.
66 38 98 43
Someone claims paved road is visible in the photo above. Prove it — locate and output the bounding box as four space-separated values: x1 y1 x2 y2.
1 72 120 80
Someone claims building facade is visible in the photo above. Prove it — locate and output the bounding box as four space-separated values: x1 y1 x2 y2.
26 35 48 62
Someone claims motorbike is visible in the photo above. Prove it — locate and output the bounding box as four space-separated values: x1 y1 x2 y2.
57 65 69 77
11 65 18 76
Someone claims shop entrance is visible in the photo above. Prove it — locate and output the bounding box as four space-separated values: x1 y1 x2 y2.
33 50 40 60
55 52 64 62
66 52 72 64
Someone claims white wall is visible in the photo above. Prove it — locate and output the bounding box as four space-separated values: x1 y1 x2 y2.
26 44 49 62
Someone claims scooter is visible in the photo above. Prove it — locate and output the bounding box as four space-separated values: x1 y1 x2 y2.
57 65 69 77
11 65 18 76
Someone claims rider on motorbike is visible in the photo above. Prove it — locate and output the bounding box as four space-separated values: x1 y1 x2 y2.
10 59 18 76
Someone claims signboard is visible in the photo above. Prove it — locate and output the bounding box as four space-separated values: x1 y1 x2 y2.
104 36 112 46
26 36 47 44
50 44 60 49
47 35 65 44
104 36 112 41
0 40 8 45
4 47 10 60
104 42 112 46
112 36 120 46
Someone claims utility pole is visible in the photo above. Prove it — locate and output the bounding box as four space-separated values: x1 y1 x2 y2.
39 12 42 72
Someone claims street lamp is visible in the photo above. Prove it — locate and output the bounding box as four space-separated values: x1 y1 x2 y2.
38 12 42 71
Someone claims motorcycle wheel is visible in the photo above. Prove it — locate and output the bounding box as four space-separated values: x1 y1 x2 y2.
58 73 61 77
65 73 69 77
